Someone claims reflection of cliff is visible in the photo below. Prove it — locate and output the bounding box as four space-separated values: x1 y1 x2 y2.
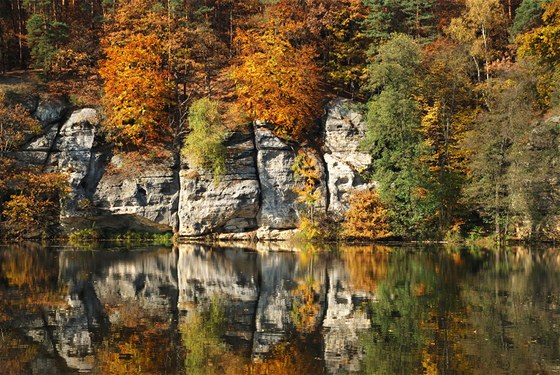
323 259 372 374
175 245 374 373
177 245 259 346
17 245 380 374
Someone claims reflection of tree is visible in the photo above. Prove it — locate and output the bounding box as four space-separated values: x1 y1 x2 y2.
97 311 178 374
341 245 391 293
361 246 560 374
246 341 323 375
0 245 66 313
291 275 321 334
0 331 39 375
181 296 245 375
456 247 560 373
361 250 440 374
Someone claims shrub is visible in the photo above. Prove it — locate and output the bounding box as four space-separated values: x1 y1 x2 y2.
2 171 70 239
292 150 322 209
182 98 227 181
68 227 100 245
342 188 391 241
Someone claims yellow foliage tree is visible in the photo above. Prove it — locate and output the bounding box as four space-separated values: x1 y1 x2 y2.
342 188 391 240
100 32 173 149
517 0 560 107
2 171 70 239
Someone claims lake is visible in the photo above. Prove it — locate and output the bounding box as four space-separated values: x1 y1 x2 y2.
0 243 559 374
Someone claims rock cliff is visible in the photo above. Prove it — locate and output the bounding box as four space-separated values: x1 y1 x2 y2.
16 98 372 239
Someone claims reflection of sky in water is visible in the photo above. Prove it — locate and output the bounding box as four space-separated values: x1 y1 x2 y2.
0 244 559 374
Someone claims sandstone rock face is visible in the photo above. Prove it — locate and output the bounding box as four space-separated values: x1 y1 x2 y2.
178 132 260 236
17 107 179 232
91 155 179 231
56 109 100 218
322 259 372 374
13 98 373 237
255 127 299 229
323 98 373 220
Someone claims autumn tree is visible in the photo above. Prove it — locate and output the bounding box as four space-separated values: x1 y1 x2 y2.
2 171 69 239
320 0 370 95
447 0 509 84
0 91 41 155
461 65 535 242
99 0 174 149
100 33 173 149
517 0 560 107
0 90 41 213
231 14 323 138
0 0 28 71
417 39 477 232
342 188 391 240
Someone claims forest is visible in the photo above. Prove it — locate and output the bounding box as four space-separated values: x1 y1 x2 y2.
0 0 559 243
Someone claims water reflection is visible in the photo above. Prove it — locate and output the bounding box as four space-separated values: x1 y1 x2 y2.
0 244 559 374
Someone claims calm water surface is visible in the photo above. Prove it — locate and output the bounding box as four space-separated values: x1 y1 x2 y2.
0 243 559 374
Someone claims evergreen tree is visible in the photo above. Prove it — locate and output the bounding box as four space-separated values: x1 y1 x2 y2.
363 34 436 238
363 0 436 40
24 0 69 73
511 0 549 35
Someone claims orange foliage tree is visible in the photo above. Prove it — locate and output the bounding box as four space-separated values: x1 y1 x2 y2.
342 188 391 240
230 15 323 139
99 0 174 149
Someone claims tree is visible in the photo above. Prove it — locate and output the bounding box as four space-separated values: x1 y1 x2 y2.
321 0 370 96
511 0 550 35
447 0 509 83
230 17 323 139
0 90 41 155
517 0 560 107
25 11 68 73
363 34 436 238
0 90 41 209
2 171 69 239
363 0 437 41
417 39 477 232
342 188 391 240
99 33 173 148
508 115 560 239
99 0 174 149
461 65 535 242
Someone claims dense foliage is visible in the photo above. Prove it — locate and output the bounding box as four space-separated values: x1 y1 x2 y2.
1 0 560 241
182 97 228 180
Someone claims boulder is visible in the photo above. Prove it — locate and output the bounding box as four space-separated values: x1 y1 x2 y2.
34 97 69 126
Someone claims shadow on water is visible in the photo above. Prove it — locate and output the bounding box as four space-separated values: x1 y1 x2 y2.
0 242 559 374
